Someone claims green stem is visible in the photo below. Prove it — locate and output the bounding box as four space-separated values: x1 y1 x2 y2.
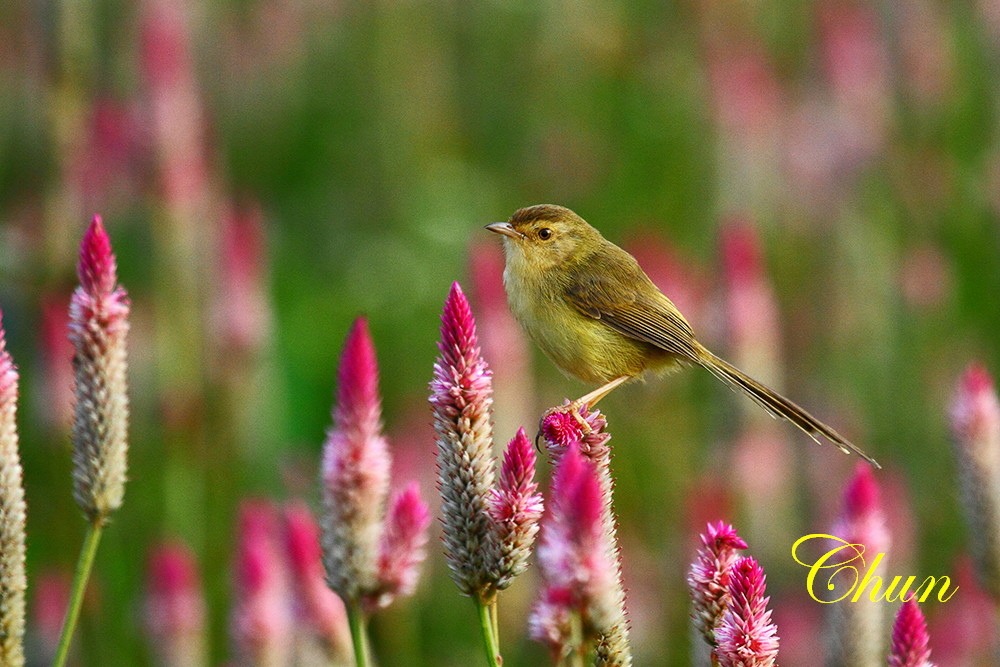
476 598 501 667
53 519 104 667
490 599 500 652
347 600 370 667
567 610 586 667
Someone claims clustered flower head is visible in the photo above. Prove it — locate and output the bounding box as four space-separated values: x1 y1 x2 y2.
320 317 430 612
429 283 542 601
0 314 26 665
687 521 749 645
68 215 131 523
714 556 779 667
888 599 935 667
949 363 1000 597
534 404 631 665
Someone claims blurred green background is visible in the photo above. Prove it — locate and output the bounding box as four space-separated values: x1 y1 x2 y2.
2 0 999 664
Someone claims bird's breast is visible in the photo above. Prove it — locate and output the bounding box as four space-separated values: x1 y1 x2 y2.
502 261 657 384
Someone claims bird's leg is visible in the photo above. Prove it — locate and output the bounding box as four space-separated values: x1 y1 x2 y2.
538 376 631 445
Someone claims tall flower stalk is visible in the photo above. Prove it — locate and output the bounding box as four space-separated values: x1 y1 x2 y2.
320 317 430 667
430 282 542 667
826 463 889 666
54 215 131 667
534 405 631 665
0 314 27 666
949 363 1000 598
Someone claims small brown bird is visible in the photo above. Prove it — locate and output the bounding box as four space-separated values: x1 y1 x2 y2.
486 204 879 468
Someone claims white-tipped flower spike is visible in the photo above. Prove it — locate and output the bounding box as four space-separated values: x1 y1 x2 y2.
369 483 432 611
950 363 1000 598
0 314 26 666
321 318 391 602
429 282 499 600
488 427 543 590
145 541 207 667
687 521 749 646
69 215 130 523
714 556 779 667
231 501 293 666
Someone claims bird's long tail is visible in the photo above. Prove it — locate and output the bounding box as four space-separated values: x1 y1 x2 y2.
694 345 880 468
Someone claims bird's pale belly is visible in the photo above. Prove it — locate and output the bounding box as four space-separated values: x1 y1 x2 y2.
504 272 677 384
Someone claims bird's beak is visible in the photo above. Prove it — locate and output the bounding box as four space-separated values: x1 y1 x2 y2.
485 222 525 240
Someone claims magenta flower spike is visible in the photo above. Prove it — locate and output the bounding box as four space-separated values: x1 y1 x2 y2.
489 427 543 589
949 363 1000 597
429 282 499 600
369 483 432 611
530 444 630 665
69 215 131 523
714 556 779 667
888 599 935 667
232 501 293 666
145 541 206 667
827 462 889 666
687 521 749 646
320 317 391 602
282 502 351 662
0 314 26 665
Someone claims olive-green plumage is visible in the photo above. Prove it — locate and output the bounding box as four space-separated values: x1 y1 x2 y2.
486 204 879 468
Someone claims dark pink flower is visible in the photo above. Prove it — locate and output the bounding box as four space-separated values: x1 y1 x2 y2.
714 556 779 667
539 402 612 464
687 521 749 645
488 428 543 589
429 282 498 599
369 483 432 611
888 599 934 667
232 501 292 665
530 444 629 663
282 502 351 660
69 215 130 522
0 314 26 665
321 318 391 602
145 541 206 666
949 363 1000 597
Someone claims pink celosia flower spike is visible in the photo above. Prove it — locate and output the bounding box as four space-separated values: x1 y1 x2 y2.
0 314 26 665
530 444 630 665
231 501 293 666
368 483 432 611
827 462 890 666
538 404 631 665
489 427 543 590
888 599 935 667
320 317 391 603
949 363 1000 597
282 502 351 663
714 556 779 667
687 521 749 646
145 541 207 667
69 215 130 523
429 282 498 600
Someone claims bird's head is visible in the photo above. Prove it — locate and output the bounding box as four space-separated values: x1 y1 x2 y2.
485 204 600 271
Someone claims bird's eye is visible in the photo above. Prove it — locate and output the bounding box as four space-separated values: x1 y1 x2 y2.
538 228 553 240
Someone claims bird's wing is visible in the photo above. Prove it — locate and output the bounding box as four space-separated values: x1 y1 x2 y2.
563 253 699 359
